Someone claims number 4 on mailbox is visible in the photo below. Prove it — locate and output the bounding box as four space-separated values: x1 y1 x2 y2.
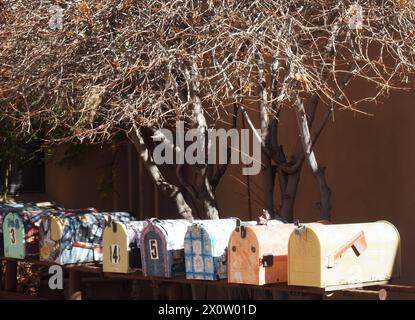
110 245 120 264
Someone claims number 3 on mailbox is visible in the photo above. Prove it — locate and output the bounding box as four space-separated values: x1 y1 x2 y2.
149 239 159 260
10 227 16 245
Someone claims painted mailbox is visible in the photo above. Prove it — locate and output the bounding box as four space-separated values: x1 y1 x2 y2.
102 220 148 273
287 221 401 290
184 218 241 280
227 221 295 285
140 219 192 277
39 211 135 265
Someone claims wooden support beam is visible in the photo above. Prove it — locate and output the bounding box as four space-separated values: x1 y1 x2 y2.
0 258 410 300
379 284 415 294
339 288 387 300
4 260 17 292
0 262 3 290
0 290 49 300
68 269 82 300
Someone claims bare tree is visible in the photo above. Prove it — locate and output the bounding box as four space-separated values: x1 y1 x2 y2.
1 0 414 222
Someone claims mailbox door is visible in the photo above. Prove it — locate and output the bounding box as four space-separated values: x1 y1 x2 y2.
228 228 260 285
3 213 26 260
288 227 322 288
255 224 294 284
103 223 129 273
184 226 215 280
141 227 168 277
40 219 59 263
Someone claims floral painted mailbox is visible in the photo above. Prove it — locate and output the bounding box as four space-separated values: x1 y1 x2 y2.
2 202 63 260
39 211 135 265
140 219 192 277
184 218 239 280
288 221 401 290
102 220 148 273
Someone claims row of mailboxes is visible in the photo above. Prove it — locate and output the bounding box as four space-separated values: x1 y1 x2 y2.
228 221 401 290
1 204 401 290
101 218 283 279
102 219 401 290
0 203 135 264
102 218 195 277
184 218 285 280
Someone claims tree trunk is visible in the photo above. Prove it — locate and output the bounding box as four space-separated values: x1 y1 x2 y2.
128 128 194 220
279 172 300 222
295 97 332 220
257 52 276 215
184 59 220 219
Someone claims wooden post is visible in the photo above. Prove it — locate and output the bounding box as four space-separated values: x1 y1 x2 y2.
191 284 198 300
4 260 17 292
68 269 82 300
0 262 3 290
151 281 160 300
165 283 192 300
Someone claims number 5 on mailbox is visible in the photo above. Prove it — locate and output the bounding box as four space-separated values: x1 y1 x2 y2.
149 239 159 260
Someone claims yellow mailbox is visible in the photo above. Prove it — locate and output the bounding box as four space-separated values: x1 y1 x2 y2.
102 220 147 273
288 221 401 291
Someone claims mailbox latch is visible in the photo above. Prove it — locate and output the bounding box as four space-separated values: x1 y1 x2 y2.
261 254 274 268
240 225 246 238
294 220 306 236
